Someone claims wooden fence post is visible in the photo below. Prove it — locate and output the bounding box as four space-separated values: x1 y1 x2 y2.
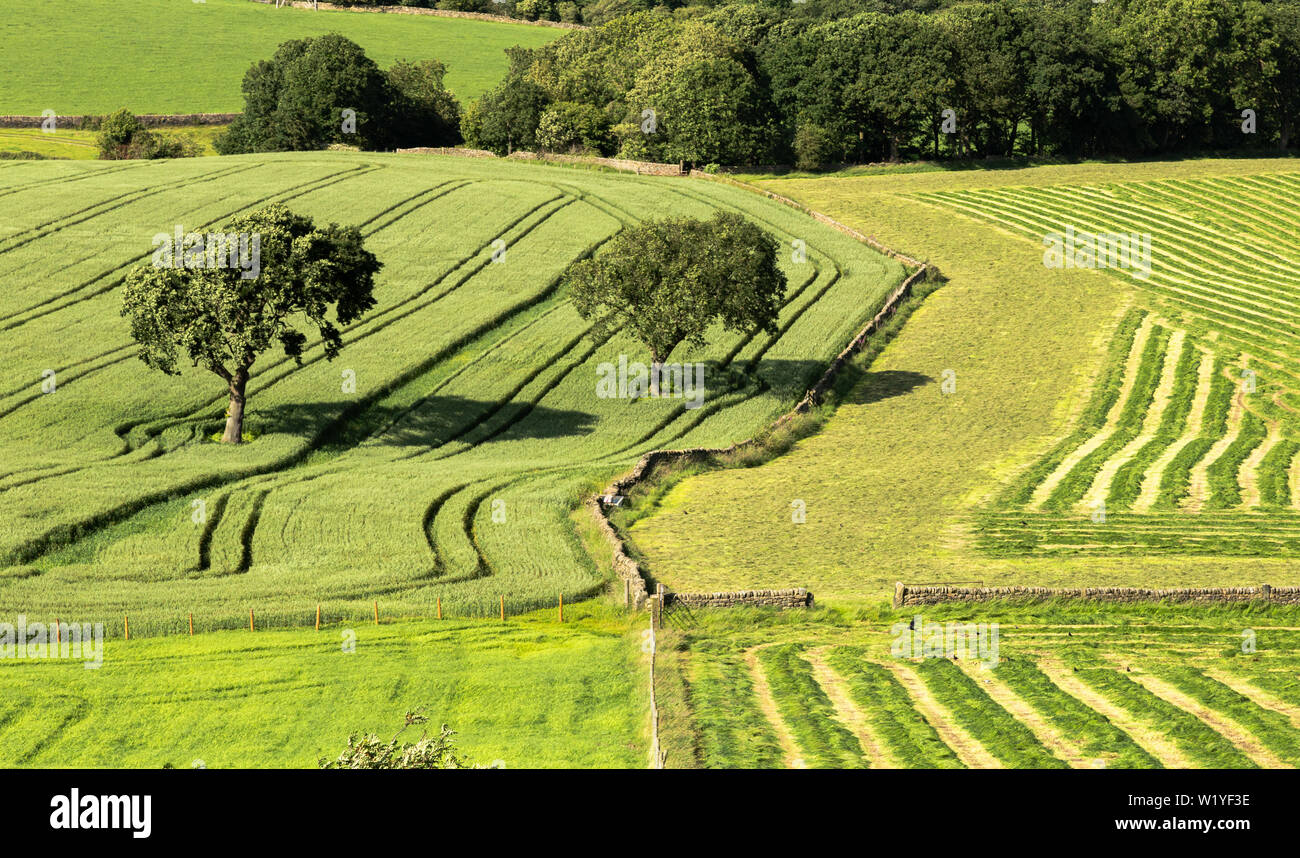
315 603 321 631
558 593 563 623
437 597 442 620
55 618 60 646
374 600 379 625
124 615 129 641
249 608 254 632
188 613 194 636
499 595 505 623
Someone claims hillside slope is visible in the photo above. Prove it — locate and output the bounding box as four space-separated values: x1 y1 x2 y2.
0 0 561 113
0 151 905 632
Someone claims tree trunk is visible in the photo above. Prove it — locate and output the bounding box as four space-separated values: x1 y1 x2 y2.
222 367 249 444
650 355 662 398
889 135 900 163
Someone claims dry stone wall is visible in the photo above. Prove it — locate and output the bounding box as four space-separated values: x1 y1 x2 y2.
0 114 239 128
247 0 584 28
396 147 683 176
586 497 648 610
894 582 1300 608
665 589 812 609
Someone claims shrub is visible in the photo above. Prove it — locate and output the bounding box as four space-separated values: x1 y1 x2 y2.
557 1 581 23
96 109 198 160
793 122 837 171
96 108 145 159
319 712 488 770
215 34 394 153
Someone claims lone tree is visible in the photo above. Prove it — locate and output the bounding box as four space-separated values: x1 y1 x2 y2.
563 211 787 394
121 203 381 444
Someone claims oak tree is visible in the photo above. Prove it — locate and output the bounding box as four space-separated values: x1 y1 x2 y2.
121 203 381 444
564 211 786 395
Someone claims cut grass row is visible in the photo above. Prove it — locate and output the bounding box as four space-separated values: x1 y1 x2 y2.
825 647 964 768
756 644 868 768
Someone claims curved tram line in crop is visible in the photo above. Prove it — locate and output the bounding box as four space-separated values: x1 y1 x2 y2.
0 152 905 632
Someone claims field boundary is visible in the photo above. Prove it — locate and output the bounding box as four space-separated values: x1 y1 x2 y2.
397 147 684 175
663 588 811 609
894 582 1300 608
588 175 936 610
247 0 585 29
595 262 929 612
0 114 239 129
688 170 927 268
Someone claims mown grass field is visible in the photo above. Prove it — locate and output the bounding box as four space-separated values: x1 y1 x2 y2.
0 604 646 768
628 157 1300 601
0 0 561 114
658 603 1300 769
916 175 1300 556
0 151 905 636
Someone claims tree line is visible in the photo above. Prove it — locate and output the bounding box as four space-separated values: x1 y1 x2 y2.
462 0 1300 168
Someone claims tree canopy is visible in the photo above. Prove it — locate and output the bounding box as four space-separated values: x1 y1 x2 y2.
463 0 1300 166
563 211 786 391
120 203 382 444
216 34 461 154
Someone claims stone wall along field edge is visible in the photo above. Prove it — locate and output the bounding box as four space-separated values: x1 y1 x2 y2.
893 581 1300 608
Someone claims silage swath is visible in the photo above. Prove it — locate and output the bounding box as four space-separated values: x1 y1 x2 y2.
691 622 1300 769
919 174 1300 557
0 152 906 633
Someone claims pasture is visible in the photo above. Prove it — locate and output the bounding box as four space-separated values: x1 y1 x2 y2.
0 0 562 114
658 603 1300 769
0 151 905 636
628 158 1300 601
0 605 646 768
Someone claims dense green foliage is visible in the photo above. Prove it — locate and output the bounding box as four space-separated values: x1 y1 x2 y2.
121 203 382 443
468 0 1300 166
564 211 787 367
216 35 462 153
320 714 474 769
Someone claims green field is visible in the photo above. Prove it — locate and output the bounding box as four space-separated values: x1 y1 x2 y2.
0 151 905 637
0 126 226 161
628 158 1300 601
0 605 646 768
0 0 562 114
657 604 1300 769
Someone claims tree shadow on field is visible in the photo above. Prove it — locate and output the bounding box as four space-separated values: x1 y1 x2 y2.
244 395 597 451
840 369 934 405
